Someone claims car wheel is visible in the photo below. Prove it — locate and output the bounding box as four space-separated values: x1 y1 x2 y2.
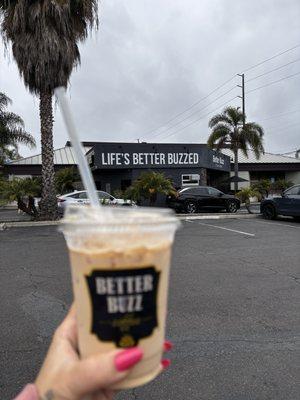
185 201 197 214
262 204 277 220
226 201 238 213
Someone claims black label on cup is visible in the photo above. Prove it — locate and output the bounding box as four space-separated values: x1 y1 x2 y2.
86 267 160 347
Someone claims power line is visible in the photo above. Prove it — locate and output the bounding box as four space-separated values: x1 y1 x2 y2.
266 121 300 132
138 44 300 144
157 96 238 142
144 86 237 140
258 109 300 122
241 44 300 74
246 71 300 94
246 58 300 83
141 75 236 140
143 75 235 137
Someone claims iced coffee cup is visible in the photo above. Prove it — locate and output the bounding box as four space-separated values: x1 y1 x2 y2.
61 205 179 389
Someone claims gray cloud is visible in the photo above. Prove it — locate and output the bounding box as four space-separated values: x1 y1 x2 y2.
1 0 300 157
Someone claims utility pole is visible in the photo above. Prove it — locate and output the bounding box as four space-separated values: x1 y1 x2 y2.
237 73 245 127
233 73 246 193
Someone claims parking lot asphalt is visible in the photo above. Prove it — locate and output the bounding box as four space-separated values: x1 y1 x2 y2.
1 218 300 400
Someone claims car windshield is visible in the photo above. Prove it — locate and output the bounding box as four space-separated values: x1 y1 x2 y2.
284 186 300 196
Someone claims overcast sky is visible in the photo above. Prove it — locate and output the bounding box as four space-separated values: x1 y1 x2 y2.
1 0 300 158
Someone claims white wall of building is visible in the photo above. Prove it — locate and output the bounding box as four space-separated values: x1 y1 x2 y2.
230 171 250 191
8 174 32 181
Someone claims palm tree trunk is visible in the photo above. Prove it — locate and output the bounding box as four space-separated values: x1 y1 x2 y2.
38 91 58 220
233 147 239 193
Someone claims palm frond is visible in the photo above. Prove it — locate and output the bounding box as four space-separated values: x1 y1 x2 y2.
238 135 248 157
207 125 231 149
0 111 24 129
245 122 264 138
209 113 233 129
0 92 12 110
241 123 265 159
0 127 36 148
225 106 244 126
0 0 98 94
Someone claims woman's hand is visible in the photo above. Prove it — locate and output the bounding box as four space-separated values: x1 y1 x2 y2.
35 305 172 400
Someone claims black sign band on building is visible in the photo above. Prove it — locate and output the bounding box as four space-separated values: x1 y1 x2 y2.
85 142 231 195
87 143 230 171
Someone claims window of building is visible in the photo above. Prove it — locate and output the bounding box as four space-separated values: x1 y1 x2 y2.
181 174 200 186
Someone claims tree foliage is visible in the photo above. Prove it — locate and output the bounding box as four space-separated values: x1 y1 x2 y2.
0 0 98 220
207 106 265 158
55 167 79 195
271 179 294 192
0 177 41 217
125 172 176 205
0 0 98 94
0 92 35 164
236 187 260 214
251 179 271 199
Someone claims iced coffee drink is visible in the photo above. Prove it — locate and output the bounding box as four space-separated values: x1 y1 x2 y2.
61 206 178 389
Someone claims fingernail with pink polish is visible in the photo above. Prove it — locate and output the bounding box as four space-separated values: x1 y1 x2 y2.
161 359 171 370
115 347 143 371
164 340 173 352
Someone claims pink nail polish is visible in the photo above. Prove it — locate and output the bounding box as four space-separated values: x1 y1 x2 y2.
115 348 143 371
161 359 171 370
164 340 173 351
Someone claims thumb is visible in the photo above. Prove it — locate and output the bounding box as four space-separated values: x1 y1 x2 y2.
68 347 143 397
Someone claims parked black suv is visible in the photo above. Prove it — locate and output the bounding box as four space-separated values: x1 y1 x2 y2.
166 186 240 214
260 184 300 220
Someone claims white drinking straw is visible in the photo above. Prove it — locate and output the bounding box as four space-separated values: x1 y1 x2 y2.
54 87 100 208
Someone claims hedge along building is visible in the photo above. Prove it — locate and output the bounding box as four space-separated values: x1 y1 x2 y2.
4 141 231 193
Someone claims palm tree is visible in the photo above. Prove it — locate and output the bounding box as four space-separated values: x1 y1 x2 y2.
126 171 176 206
0 92 35 165
0 1 98 219
207 106 264 192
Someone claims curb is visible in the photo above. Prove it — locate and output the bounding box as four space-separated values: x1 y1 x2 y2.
0 213 260 229
0 221 61 229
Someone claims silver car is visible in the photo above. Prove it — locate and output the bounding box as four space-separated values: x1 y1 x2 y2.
57 190 135 211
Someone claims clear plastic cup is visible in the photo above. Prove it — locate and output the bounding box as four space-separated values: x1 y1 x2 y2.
61 206 179 389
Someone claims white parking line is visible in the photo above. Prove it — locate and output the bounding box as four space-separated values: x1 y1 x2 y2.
196 222 255 237
248 219 300 229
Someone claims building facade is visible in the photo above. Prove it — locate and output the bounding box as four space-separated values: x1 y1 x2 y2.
86 142 230 193
221 148 300 190
4 142 300 194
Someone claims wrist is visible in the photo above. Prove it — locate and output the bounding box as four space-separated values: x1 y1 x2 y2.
14 384 39 400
